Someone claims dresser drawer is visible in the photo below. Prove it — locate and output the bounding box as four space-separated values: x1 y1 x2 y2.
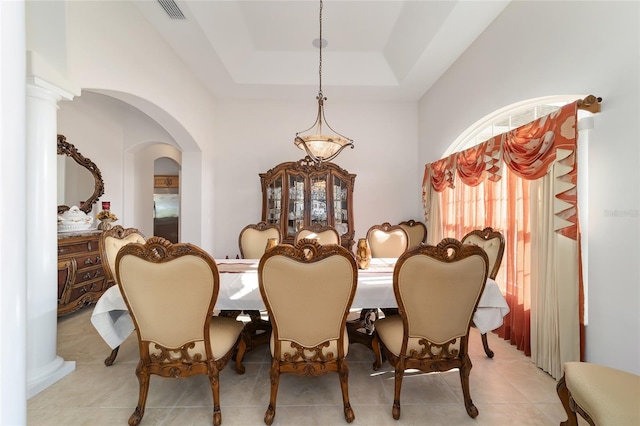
67 278 105 303
73 252 102 271
74 264 104 284
58 238 100 257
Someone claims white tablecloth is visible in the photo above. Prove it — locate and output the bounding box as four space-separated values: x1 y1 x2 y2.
91 258 509 349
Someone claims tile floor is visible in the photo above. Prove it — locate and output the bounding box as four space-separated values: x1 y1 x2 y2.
28 309 580 426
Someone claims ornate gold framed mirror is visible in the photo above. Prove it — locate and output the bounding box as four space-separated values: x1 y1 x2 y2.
57 134 105 214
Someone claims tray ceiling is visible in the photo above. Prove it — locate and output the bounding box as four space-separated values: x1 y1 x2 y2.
133 0 510 101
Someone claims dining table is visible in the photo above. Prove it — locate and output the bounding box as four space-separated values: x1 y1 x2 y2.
91 258 510 350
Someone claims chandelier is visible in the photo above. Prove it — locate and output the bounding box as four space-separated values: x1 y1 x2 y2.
294 0 354 163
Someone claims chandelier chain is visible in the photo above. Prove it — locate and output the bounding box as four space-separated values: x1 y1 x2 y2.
318 0 323 94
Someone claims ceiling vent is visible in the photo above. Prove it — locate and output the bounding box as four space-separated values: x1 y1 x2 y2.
157 0 185 20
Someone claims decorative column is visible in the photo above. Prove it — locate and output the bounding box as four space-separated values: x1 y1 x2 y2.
25 76 75 397
1 1 27 423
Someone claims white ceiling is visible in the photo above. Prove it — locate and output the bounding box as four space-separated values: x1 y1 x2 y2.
133 0 510 102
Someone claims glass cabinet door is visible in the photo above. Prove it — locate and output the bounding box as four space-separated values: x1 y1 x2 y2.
265 175 282 226
310 175 328 226
287 175 305 239
260 157 356 249
333 175 349 236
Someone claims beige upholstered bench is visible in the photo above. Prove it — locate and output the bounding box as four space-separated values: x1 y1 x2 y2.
556 362 640 426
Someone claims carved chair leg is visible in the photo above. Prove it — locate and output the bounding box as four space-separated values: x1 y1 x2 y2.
481 333 495 358
556 375 579 426
459 355 479 418
392 365 404 420
371 334 383 371
338 358 355 423
104 346 120 366
209 368 222 426
264 359 280 426
129 363 149 426
235 332 248 375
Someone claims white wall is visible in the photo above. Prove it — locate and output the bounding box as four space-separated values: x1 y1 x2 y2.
211 99 420 258
418 1 640 374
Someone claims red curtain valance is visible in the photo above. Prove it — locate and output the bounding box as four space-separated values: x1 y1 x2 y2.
424 101 579 239
425 155 455 192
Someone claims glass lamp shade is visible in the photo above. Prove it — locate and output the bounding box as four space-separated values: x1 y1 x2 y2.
294 134 353 163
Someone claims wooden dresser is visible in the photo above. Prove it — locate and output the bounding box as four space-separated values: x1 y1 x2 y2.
57 230 108 316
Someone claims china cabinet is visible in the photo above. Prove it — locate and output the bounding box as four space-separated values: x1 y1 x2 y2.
260 157 356 250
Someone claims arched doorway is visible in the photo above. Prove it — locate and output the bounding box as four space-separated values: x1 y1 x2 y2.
153 157 181 243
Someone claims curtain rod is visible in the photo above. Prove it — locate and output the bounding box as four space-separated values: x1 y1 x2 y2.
577 95 602 113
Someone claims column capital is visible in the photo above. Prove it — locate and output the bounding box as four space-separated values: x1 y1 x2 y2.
26 75 75 103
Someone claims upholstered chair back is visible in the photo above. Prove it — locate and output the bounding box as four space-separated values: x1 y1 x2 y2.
239 222 281 259
116 237 218 356
399 220 427 250
461 227 505 280
366 222 409 258
258 240 357 360
99 225 146 287
395 240 488 350
295 225 340 246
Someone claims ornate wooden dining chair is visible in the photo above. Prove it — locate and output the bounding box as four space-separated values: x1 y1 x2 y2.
238 221 281 259
258 240 358 425
116 237 247 426
367 222 409 258
398 219 427 250
98 225 146 366
294 224 340 245
347 222 409 352
225 222 282 351
372 238 489 420
461 227 505 358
